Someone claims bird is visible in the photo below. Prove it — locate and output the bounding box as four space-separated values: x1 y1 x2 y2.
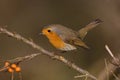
41 19 102 51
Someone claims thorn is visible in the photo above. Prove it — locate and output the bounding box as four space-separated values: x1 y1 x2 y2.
105 45 120 66
105 45 116 60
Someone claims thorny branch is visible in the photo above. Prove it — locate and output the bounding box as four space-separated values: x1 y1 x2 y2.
105 45 120 67
98 45 120 80
0 27 97 80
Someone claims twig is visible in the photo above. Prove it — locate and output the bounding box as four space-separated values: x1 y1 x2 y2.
0 27 97 80
0 53 41 72
105 45 120 67
105 45 118 63
98 45 120 80
98 63 115 80
111 71 120 80
74 74 88 79
104 59 109 80
105 45 115 59
11 72 14 80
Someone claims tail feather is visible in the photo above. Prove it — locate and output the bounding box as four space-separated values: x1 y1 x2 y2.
78 19 103 40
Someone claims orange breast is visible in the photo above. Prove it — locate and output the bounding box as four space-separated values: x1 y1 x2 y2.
42 28 65 49
48 33 65 49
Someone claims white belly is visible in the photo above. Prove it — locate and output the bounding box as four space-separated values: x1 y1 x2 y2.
59 43 76 51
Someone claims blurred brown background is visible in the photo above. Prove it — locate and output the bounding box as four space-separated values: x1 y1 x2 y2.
0 0 120 80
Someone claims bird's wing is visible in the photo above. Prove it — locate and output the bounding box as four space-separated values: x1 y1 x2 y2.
78 19 103 40
73 38 89 49
65 38 89 49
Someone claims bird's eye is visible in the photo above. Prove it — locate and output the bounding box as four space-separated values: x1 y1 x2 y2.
47 30 51 32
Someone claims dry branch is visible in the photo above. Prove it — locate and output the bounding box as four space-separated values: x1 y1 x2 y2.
98 45 120 80
0 53 41 72
0 27 97 80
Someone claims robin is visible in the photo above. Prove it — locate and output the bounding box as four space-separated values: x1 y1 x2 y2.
41 19 102 51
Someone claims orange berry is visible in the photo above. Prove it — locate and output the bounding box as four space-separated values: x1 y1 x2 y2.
5 62 10 67
11 64 17 69
15 67 21 72
8 68 14 73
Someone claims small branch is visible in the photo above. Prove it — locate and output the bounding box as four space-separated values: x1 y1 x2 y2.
0 27 97 80
98 45 120 80
98 62 115 80
105 45 120 67
11 72 14 80
105 45 115 59
0 53 41 72
74 74 88 79
104 59 109 80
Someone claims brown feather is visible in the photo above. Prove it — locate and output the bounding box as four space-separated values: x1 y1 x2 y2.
78 19 103 40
